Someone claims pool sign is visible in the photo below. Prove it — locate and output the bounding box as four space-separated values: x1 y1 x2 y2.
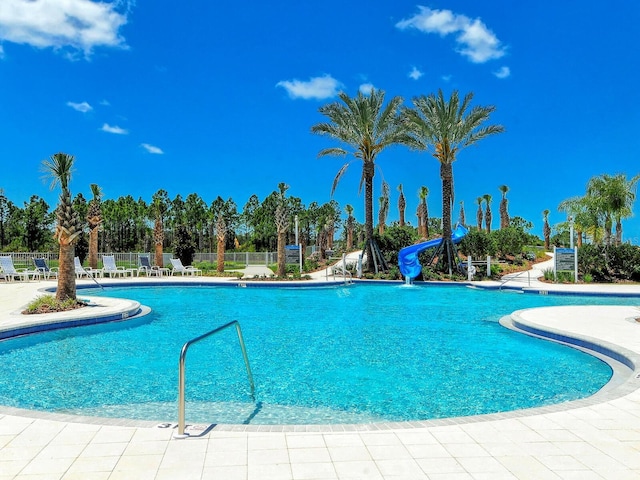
554 246 578 283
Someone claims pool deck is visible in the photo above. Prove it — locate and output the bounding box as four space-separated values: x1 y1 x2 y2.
1 260 640 479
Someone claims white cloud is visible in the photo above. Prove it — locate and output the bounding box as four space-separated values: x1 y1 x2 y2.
359 83 374 94
0 0 129 57
276 74 343 100
101 123 128 134
441 74 452 82
493 66 511 79
0 44 4 59
100 99 111 106
67 101 92 113
396 7 505 63
141 143 163 154
408 66 423 80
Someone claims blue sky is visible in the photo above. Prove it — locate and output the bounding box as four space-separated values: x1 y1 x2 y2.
1 1 640 243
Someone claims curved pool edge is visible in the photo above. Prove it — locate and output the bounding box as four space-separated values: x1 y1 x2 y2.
2 298 640 432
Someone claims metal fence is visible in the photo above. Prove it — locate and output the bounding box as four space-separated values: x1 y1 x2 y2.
1 251 280 269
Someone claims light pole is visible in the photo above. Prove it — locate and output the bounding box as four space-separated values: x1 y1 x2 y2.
568 216 574 249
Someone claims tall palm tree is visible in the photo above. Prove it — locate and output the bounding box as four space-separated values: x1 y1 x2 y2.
498 184 510 229
275 183 290 277
345 204 354 250
476 197 484 231
397 184 406 227
483 194 493 233
215 214 227 273
42 152 82 302
543 209 551 250
311 89 410 272
417 186 430 238
404 89 504 272
86 183 103 270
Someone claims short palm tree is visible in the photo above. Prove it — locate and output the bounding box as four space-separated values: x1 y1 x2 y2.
311 89 410 272
459 201 466 226
543 209 551 250
378 182 390 235
275 183 290 277
42 152 83 302
87 183 103 270
216 214 227 274
498 184 509 229
397 184 406 227
404 89 504 272
417 186 429 238
483 194 493 233
151 190 169 267
476 197 484 231
345 204 355 250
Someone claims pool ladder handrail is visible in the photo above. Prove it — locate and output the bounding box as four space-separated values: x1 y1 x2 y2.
175 320 255 438
499 269 530 290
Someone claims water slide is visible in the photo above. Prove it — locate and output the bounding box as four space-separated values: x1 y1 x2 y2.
398 225 469 280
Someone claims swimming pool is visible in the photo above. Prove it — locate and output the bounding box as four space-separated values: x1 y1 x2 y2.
0 283 636 425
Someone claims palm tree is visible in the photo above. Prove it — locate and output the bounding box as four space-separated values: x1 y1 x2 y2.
483 194 493 233
311 89 410 272
378 182 390 235
151 190 169 267
459 201 466 226
543 209 551 250
404 89 504 272
498 184 510 229
42 152 82 302
345 204 354 250
476 197 484 231
86 183 103 270
587 173 640 245
417 186 430 238
216 214 227 274
397 184 406 227
275 183 290 277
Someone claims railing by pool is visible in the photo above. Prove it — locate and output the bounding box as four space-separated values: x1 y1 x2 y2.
174 320 255 438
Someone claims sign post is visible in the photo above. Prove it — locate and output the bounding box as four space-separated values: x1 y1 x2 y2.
554 246 578 283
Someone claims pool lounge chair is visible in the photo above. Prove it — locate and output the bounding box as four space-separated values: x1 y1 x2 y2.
138 254 163 276
33 258 59 280
74 257 101 278
170 258 202 276
0 256 40 281
102 255 135 278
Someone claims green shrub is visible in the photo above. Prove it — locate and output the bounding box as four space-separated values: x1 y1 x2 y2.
459 228 496 260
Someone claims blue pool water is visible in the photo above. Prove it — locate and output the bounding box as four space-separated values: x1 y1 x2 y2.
0 284 636 424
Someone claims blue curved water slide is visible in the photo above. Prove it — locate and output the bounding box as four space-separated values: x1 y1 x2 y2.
398 224 469 280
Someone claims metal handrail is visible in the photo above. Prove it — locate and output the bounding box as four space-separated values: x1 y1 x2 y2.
499 269 530 289
175 320 255 438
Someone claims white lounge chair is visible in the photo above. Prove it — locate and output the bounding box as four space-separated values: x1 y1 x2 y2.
138 254 163 276
33 258 59 280
75 257 101 278
170 258 202 276
102 255 134 277
0 256 40 281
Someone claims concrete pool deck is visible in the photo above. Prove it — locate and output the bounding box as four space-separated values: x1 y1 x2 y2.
1 262 640 479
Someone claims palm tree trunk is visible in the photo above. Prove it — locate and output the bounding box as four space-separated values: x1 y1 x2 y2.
217 237 225 273
57 243 76 302
155 244 163 267
88 228 98 269
277 231 286 276
364 162 375 272
441 163 453 240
